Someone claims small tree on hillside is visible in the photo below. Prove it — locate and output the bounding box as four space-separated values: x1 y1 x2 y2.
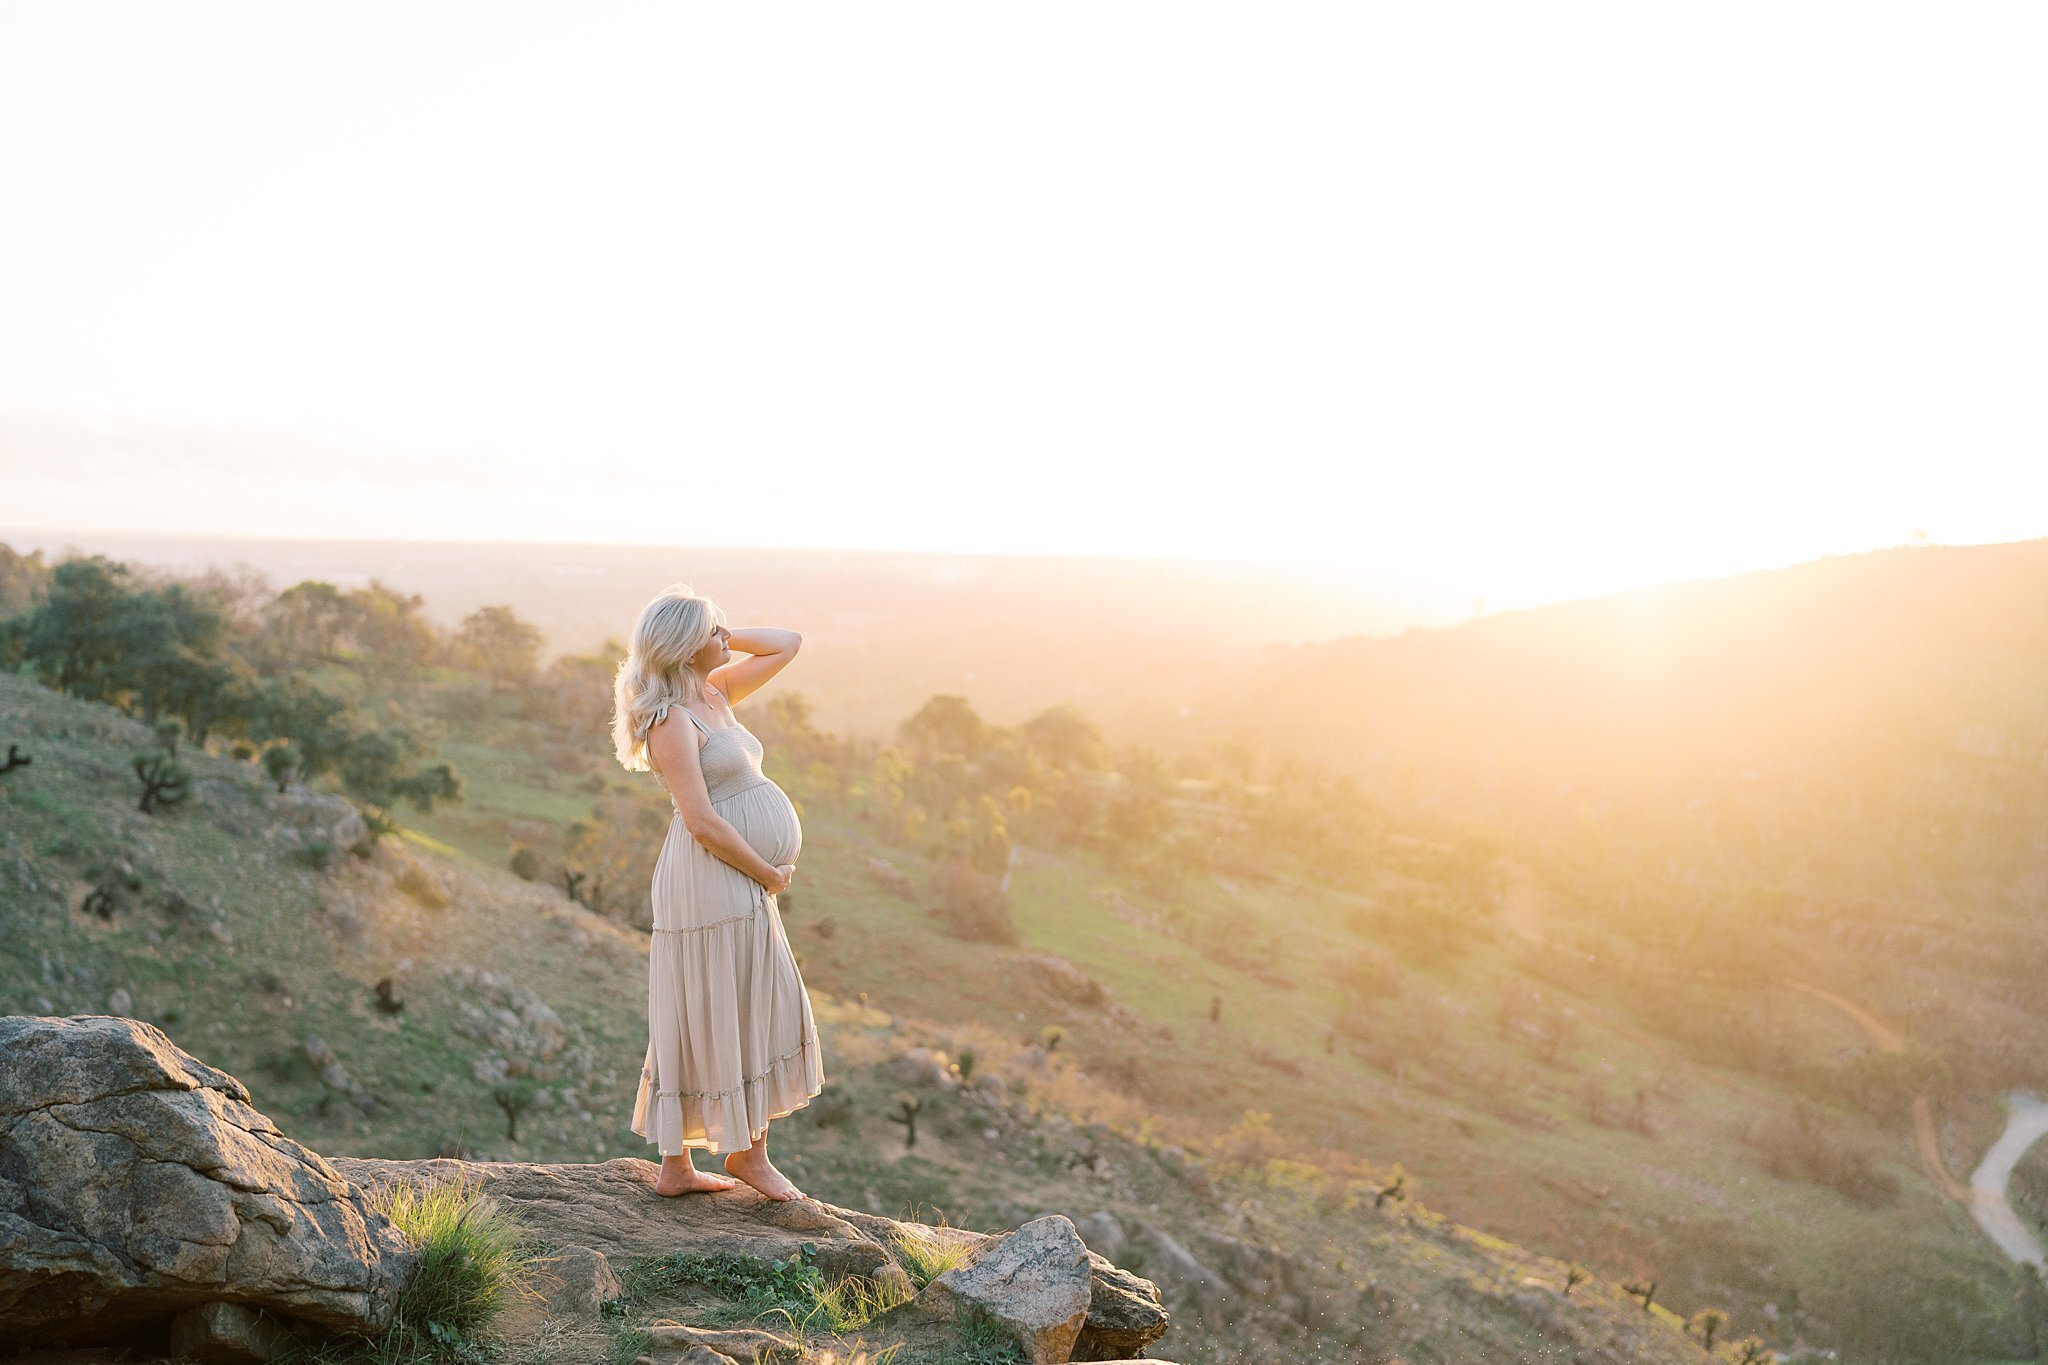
930 856 1016 944
563 790 670 923
1020 702 1107 773
21 556 136 699
337 728 463 842
263 581 352 664
457 605 544 690
133 753 190 813
344 580 440 687
898 694 986 759
252 677 355 782
262 743 300 792
0 544 52 618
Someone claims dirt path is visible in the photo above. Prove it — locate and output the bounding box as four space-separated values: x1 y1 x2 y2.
1772 979 1972 1202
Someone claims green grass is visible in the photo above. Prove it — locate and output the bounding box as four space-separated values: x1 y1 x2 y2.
270 1170 545 1363
948 1303 1029 1365
615 1244 825 1313
600 1243 907 1352
887 1219 976 1290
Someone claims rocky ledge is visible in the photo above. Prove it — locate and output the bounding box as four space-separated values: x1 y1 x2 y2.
0 1015 1175 1363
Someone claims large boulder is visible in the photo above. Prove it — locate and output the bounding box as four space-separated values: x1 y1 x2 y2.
273 785 369 853
1068 1250 1176 1362
0 1015 419 1348
911 1215 1095 1363
826 1202 1168 1361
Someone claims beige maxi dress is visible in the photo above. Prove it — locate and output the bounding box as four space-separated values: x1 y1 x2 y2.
629 696 825 1155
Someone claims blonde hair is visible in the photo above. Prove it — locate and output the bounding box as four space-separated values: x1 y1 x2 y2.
610 584 729 772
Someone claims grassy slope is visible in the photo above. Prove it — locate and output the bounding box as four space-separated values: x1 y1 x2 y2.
0 669 2026 1362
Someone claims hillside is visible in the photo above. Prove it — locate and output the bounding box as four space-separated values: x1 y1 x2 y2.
0 670 1763 1363
1237 540 2048 1014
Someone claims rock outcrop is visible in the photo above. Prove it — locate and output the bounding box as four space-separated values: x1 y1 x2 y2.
0 1014 419 1348
331 1156 1174 1362
911 1215 1093 1362
0 1013 1172 1362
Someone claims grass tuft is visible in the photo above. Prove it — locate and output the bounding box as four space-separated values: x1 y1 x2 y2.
781 1268 918 1334
951 1301 1029 1364
888 1223 976 1290
272 1169 544 1364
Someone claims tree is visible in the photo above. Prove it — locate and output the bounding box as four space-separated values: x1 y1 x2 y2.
457 605 543 689
252 677 356 782
20 556 133 698
751 689 828 767
528 641 619 730
262 581 351 664
104 582 227 725
262 743 300 792
1021 703 1107 772
133 753 191 813
174 655 259 748
563 790 670 924
338 727 463 841
899 694 986 758
344 580 441 685
1102 748 1175 857
0 544 52 618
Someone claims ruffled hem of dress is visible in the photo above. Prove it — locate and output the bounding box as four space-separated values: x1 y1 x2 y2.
630 1026 825 1156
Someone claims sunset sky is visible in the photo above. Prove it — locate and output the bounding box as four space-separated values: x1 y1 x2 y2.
2 3 2043 613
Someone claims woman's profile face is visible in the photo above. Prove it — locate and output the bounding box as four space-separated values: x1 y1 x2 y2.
688 622 732 676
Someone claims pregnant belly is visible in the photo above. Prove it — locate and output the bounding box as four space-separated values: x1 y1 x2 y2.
735 782 803 866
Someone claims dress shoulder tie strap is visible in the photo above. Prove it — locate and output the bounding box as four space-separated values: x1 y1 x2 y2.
648 699 711 734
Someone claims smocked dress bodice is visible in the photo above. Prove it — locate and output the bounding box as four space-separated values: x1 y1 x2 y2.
648 701 779 807
643 698 804 870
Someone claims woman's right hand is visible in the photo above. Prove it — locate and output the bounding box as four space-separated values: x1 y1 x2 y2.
764 863 797 896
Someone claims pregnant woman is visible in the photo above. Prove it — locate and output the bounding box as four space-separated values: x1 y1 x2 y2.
612 585 824 1201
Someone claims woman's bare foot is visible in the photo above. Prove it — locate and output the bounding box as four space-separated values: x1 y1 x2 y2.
653 1157 742 1197
724 1149 807 1201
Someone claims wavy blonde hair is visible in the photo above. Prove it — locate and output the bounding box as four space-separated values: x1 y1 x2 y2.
611 584 729 772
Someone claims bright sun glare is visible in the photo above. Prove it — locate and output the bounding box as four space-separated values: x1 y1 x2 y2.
0 3 2043 615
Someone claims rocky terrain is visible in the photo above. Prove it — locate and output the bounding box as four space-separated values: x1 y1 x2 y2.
0 1014 1173 1363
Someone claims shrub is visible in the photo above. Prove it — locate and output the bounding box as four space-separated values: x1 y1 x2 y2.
263 743 300 792
272 1169 542 1362
930 856 1016 945
397 861 449 909
1348 890 1484 970
132 753 190 813
1741 1102 1901 1206
1340 947 1404 1005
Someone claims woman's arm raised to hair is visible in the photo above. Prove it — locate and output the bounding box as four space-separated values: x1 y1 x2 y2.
711 627 802 707
645 715 785 887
